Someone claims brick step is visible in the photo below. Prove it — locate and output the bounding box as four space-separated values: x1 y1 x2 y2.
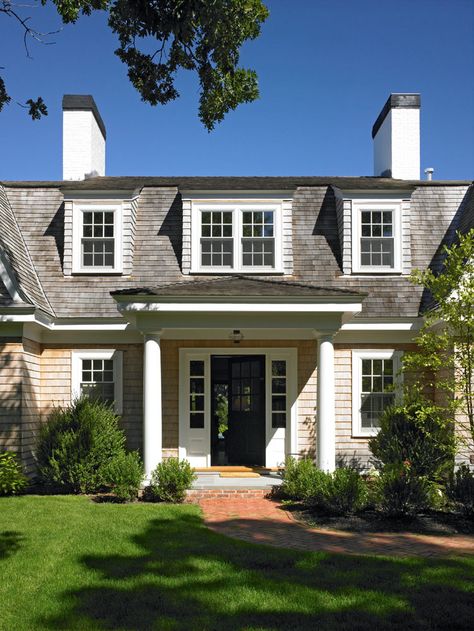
185 488 271 502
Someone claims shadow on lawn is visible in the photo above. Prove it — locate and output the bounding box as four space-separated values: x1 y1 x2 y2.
0 531 24 560
42 512 474 631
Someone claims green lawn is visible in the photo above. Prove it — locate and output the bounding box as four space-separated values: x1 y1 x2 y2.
0 496 473 631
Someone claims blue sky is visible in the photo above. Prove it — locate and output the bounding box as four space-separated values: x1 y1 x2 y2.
1 0 473 181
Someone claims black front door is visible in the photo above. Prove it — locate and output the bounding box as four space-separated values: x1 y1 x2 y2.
227 355 266 466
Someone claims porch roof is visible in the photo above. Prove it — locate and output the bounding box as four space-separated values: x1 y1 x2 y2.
111 276 366 302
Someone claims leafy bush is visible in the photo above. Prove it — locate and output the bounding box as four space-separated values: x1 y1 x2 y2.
374 463 437 516
0 452 27 496
369 398 456 481
103 451 143 502
280 458 368 515
317 468 368 515
446 465 474 516
37 397 128 493
279 457 327 502
146 458 196 503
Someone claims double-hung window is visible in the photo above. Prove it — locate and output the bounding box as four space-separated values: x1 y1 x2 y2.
192 203 282 273
71 350 123 413
352 350 401 436
72 203 123 273
352 201 402 273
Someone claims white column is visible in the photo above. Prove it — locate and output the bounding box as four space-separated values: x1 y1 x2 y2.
143 332 163 479
317 334 336 472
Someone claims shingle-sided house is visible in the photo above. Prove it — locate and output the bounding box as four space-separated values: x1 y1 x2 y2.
1 93 473 478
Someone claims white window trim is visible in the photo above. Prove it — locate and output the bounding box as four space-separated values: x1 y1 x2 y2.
190 202 284 274
352 349 402 438
71 349 123 414
72 202 123 274
351 200 402 274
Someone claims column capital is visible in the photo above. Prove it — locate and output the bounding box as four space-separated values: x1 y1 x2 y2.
313 330 336 343
143 330 163 342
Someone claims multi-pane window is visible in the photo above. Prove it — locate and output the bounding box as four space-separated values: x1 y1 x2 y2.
82 210 115 268
360 210 394 268
360 358 394 430
195 205 280 271
72 351 122 413
242 211 275 267
201 211 233 267
80 358 115 404
353 351 400 436
190 360 205 428
271 360 287 428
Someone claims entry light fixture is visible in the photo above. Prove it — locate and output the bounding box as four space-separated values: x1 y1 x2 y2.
229 329 244 344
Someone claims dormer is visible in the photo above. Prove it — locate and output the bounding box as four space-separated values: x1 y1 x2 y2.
181 193 294 275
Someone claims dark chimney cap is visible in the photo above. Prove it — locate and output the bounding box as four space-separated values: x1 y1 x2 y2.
372 94 420 139
62 94 106 139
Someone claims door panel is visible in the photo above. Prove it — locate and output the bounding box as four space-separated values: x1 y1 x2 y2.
227 356 265 465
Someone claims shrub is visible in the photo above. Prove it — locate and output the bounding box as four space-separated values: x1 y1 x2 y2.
37 397 128 493
374 463 437 516
369 398 456 482
147 458 196 503
279 457 326 502
103 451 143 502
446 465 474 516
280 459 368 515
0 452 27 496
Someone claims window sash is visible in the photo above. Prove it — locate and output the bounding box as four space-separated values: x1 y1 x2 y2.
194 205 280 272
71 351 123 414
351 202 402 273
352 351 400 436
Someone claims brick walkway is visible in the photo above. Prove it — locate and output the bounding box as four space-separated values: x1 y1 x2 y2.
199 495 474 558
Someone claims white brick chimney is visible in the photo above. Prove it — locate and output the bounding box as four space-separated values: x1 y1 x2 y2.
372 94 420 180
62 95 106 180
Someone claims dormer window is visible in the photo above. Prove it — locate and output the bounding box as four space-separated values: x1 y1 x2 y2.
191 203 282 273
352 200 402 273
72 202 123 274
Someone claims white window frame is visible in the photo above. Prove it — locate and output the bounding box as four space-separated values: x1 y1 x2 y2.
190 202 284 273
72 202 123 274
71 350 123 414
352 200 402 274
352 349 402 437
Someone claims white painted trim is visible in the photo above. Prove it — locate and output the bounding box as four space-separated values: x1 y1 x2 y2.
351 349 402 438
190 202 284 274
118 301 363 313
341 320 422 331
72 201 123 274
178 347 297 468
71 349 123 414
351 199 403 274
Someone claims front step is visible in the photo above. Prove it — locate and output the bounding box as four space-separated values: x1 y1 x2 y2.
186 488 272 503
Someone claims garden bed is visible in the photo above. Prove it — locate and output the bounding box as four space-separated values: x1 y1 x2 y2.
287 503 474 535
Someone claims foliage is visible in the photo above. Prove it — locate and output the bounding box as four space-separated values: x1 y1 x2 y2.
405 228 474 447
446 464 474 516
146 457 196 503
103 450 143 502
369 397 456 481
36 396 128 493
1 0 269 129
215 391 229 435
279 457 327 503
374 463 438 517
280 458 368 515
0 452 27 496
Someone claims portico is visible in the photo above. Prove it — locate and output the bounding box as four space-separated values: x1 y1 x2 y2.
112 277 364 478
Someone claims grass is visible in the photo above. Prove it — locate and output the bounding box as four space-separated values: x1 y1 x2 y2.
0 496 473 630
